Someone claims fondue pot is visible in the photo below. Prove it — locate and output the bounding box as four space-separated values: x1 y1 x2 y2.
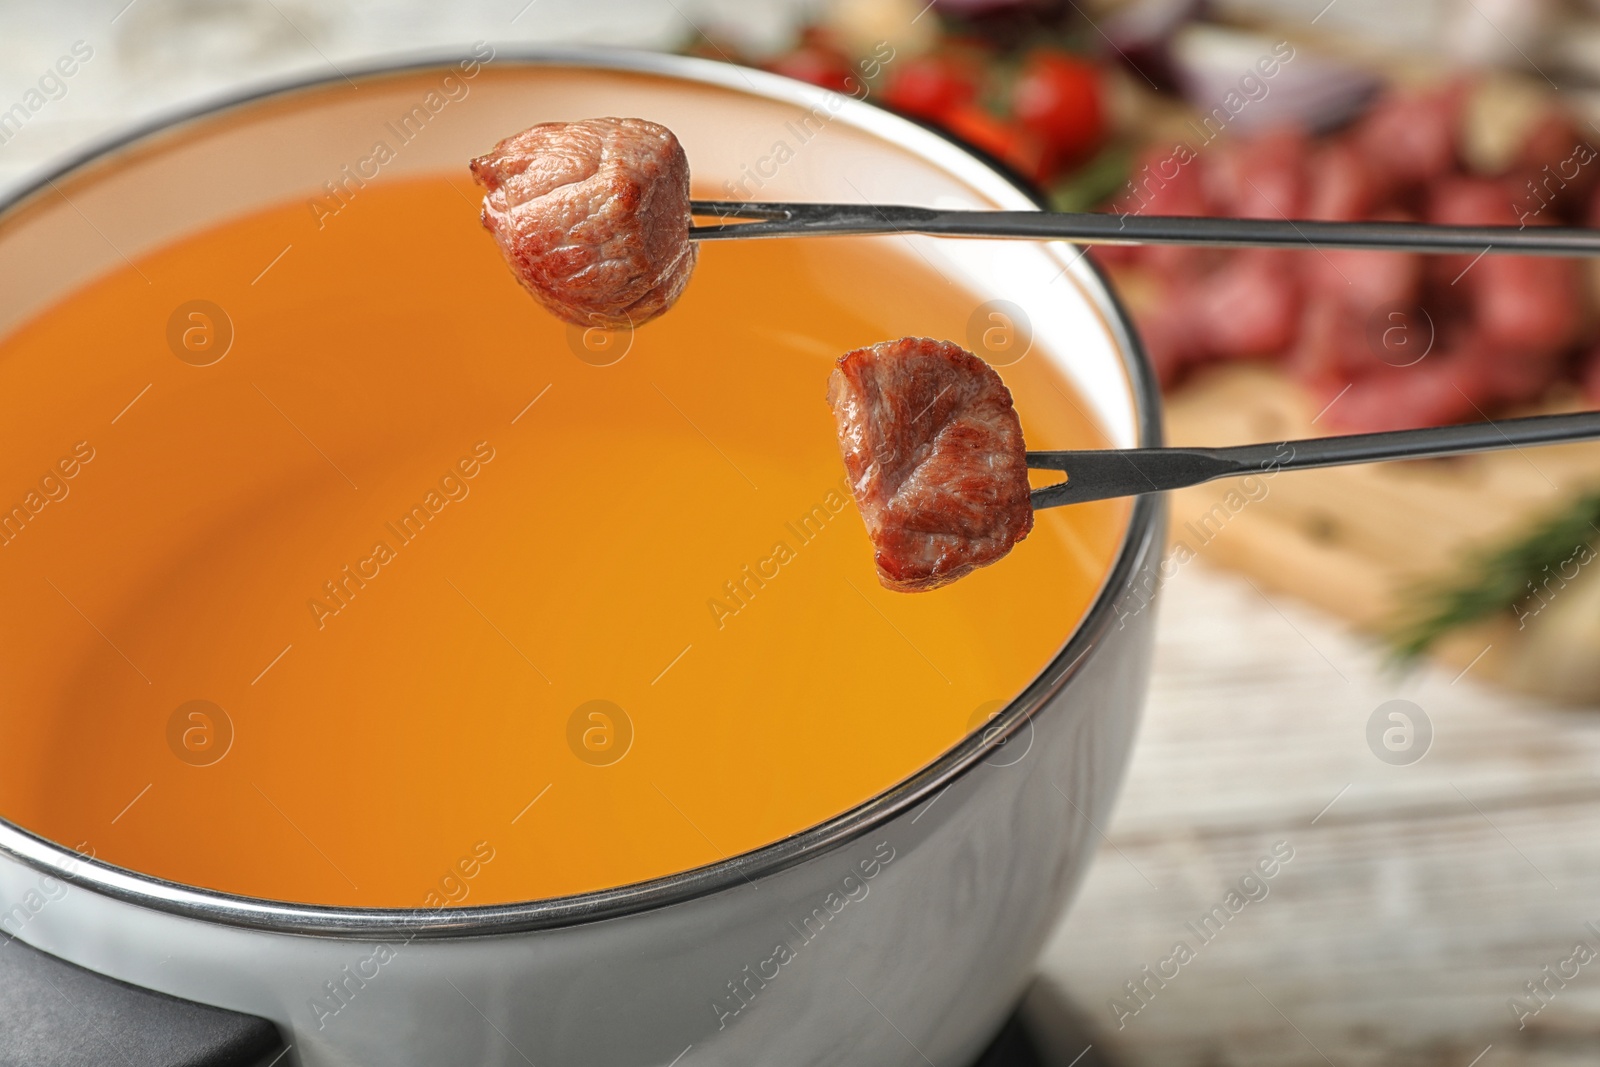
0 48 1163 1067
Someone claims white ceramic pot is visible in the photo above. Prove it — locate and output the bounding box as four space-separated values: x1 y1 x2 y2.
0 47 1164 1067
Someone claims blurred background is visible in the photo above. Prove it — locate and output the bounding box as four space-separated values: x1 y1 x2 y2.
8 0 1600 1063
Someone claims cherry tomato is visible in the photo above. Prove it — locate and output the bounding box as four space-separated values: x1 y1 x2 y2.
881 55 979 122
1012 51 1106 165
941 104 1051 185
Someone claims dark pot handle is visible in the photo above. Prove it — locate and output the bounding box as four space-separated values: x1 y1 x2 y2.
0 934 285 1066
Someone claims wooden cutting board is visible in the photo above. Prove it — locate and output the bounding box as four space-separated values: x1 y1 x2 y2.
1159 364 1600 704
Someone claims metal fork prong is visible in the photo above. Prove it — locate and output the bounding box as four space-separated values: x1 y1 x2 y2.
1024 409 1600 510
689 200 794 221
1027 449 1239 509
689 200 798 240
688 201 946 240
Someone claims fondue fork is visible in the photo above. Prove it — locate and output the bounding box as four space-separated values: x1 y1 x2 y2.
1025 410 1600 509
692 203 1600 506
689 201 1600 257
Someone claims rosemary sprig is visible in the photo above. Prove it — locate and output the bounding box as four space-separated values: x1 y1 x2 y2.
1386 489 1600 663
1049 143 1132 214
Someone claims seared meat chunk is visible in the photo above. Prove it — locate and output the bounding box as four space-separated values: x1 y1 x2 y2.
469 117 696 328
827 337 1034 592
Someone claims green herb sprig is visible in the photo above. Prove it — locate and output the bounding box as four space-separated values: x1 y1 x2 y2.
1387 490 1600 663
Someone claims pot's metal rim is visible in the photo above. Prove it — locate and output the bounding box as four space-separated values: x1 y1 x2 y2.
0 44 1164 939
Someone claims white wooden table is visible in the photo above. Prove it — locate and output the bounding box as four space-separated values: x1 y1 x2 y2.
5 4 1599 1064
1040 564 1600 1067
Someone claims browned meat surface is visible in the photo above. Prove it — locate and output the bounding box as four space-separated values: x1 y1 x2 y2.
469 117 696 329
827 337 1034 592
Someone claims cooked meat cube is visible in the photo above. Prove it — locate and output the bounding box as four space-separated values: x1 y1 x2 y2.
827 337 1034 592
469 117 697 329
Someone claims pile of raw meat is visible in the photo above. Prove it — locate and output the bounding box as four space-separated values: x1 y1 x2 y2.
1094 84 1600 431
